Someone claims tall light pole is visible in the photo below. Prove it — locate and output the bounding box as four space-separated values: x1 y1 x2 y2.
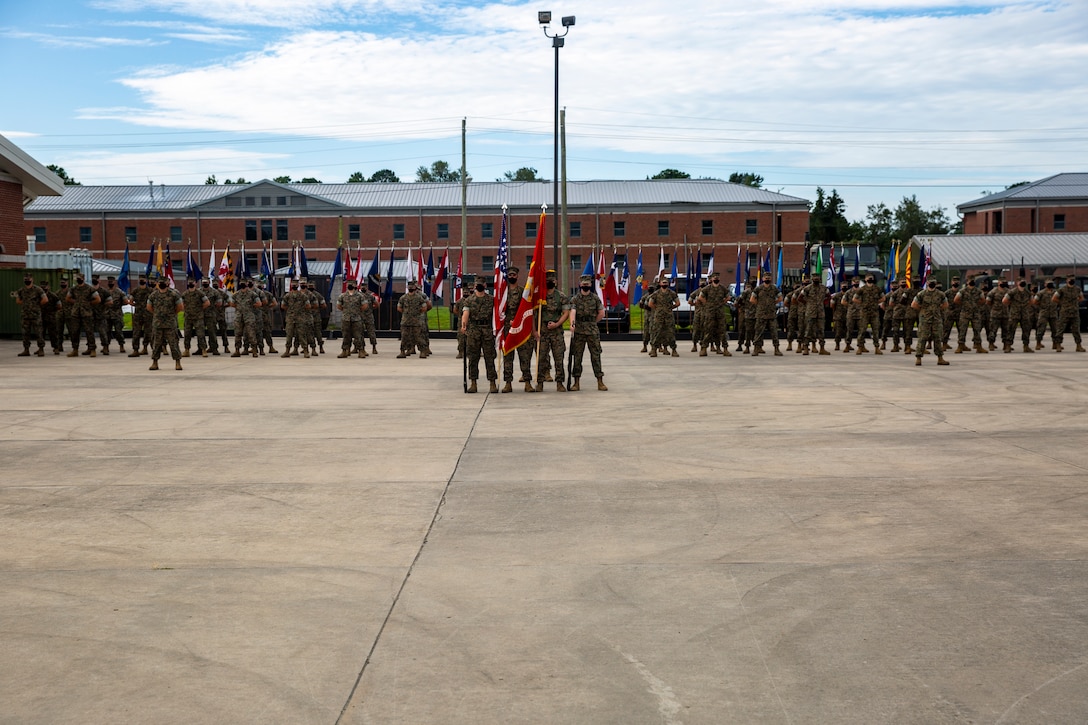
539 11 574 284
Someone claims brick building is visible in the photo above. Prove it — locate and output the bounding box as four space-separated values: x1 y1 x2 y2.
958 173 1088 235
0 134 64 268
23 179 809 288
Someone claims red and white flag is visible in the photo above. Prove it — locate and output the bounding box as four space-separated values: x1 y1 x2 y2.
342 246 354 293
417 244 426 288
433 247 449 299
502 206 547 355
596 250 608 305
453 252 463 303
493 207 510 348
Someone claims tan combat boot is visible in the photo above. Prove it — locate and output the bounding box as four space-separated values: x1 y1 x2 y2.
149 360 159 370
175 360 183 370
501 381 512 393
489 380 498 393
182 349 190 357
915 357 922 366
818 343 830 356
569 378 580 391
535 380 544 392
359 350 368 358
699 346 708 357
337 351 350 358
937 356 949 366
525 381 535 392
1077 344 1087 352
597 377 608 391
648 349 658 357
556 381 565 392
955 343 966 354
722 347 733 357
773 346 783 356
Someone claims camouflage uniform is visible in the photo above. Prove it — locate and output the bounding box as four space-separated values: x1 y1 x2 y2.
893 284 919 352
180 283 210 355
843 282 861 351
638 292 654 352
1053 280 1085 351
397 287 431 357
91 279 110 353
129 280 152 354
501 278 534 388
453 296 468 358
461 290 497 390
913 284 948 365
359 291 379 353
1004 281 1034 351
689 282 706 352
57 282 74 352
647 283 680 355
211 282 231 351
751 281 781 355
955 281 986 351
147 284 183 368
785 286 803 351
697 277 731 355
103 280 127 352
1033 281 1060 349
942 282 962 350
14 279 47 355
280 286 311 357
42 283 63 354
307 285 326 353
879 287 897 349
536 283 569 385
800 279 829 354
199 282 220 354
986 282 1011 351
830 287 849 350
231 283 261 357
570 283 605 386
337 286 368 358
853 280 883 353
66 279 100 355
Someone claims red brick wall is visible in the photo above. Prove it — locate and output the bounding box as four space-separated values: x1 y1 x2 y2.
25 207 809 278
0 179 26 264
963 205 1088 235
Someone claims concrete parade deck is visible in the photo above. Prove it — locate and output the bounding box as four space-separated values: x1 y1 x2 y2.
1 337 1086 724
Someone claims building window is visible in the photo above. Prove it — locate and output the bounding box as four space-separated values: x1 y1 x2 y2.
746 219 758 235
276 252 290 269
260 220 273 241
246 253 259 272
125 227 137 243
658 220 669 236
276 219 289 241
526 221 538 239
304 225 316 241
32 227 46 247
290 196 306 207
570 254 582 271
747 252 759 272
613 221 625 237
481 222 493 239
245 197 256 207
482 255 494 272
348 224 360 241
393 223 405 241
702 219 713 236
992 211 1003 234
225 197 242 207
79 227 92 244
170 226 182 243
245 220 257 241
526 255 534 269
276 196 287 206
1054 214 1066 231
261 196 271 207
437 223 449 240
569 221 581 238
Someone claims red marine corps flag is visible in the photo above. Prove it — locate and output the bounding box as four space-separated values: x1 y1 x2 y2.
501 205 547 355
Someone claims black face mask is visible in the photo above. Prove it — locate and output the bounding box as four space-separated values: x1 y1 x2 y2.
712 280 719 284
139 281 147 286
188 283 195 288
157 282 167 289
24 279 32 286
108 283 115 288
76 279 85 285
999 283 1007 288
968 281 975 287
580 285 591 291
852 283 859 288
952 283 959 287
546 281 555 289
506 276 517 283
1018 282 1026 287
60 284 68 289
1046 283 1055 289
475 284 485 292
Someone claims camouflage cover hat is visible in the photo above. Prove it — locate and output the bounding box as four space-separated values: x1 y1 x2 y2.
507 266 520 274
580 274 593 283
709 272 720 279
545 269 557 279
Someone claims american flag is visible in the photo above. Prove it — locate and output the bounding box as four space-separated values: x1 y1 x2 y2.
493 206 509 347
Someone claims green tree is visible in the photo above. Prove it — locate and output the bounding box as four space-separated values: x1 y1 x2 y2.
501 167 543 182
223 178 248 185
416 160 461 183
809 187 853 245
892 195 951 241
273 175 292 183
862 203 895 251
368 169 400 183
649 168 690 180
46 164 80 185
298 177 322 184
728 171 763 188
347 171 365 183
204 174 218 185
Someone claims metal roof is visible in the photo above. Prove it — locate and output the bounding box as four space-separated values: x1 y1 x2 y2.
957 173 1088 211
25 178 809 214
0 133 65 200
913 233 1088 268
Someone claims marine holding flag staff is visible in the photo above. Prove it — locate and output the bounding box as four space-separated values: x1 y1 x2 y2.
460 279 498 393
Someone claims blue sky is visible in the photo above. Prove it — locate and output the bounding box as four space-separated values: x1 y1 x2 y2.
3 0 1087 223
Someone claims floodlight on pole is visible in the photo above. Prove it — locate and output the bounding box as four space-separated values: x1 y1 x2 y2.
540 11 575 286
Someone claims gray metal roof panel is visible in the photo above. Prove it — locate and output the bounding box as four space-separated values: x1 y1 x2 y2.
957 173 1088 210
913 233 1088 268
26 179 809 213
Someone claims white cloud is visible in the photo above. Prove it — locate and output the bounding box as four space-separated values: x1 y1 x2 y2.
91 0 429 27
0 28 166 49
55 148 290 184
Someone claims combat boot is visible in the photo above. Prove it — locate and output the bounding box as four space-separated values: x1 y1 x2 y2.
786 341 793 351
699 346 708 357
569 378 580 391
501 381 512 393
648 349 658 357
371 344 377 354
359 350 368 358
802 343 810 356
535 381 544 393
915 357 922 366
252 349 259 358
88 349 96 357
118 343 126 353
1078 344 1087 352
201 349 208 357
843 343 853 353
231 348 241 357
456 351 463 359
175 360 183 370
640 344 647 353
818 343 830 356
420 350 430 359
467 380 477 393
141 344 149 355
302 348 310 358
955 343 966 354
524 381 535 393
149 360 159 370
773 346 783 356
597 377 608 391
545 372 554 382
35 346 45 357
1023 344 1033 353
670 348 679 357
101 347 109 356
556 381 566 392
337 351 350 358
489 380 499 394
834 340 841 350
280 351 291 358
396 352 408 358
937 356 949 366
975 344 988 353
1003 344 1012 353
722 348 733 357
988 341 997 351
874 346 883 355
795 343 804 354
67 350 79 357
1035 341 1044 350
891 343 901 352
857 342 869 353
690 342 698 352
182 348 190 357
903 344 912 355
18 346 30 356
268 346 277 354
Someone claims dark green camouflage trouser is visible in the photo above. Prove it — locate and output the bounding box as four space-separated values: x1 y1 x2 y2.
916 316 943 358
571 331 603 379
502 337 533 382
465 324 496 381
21 315 44 349
400 324 429 355
152 326 181 361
